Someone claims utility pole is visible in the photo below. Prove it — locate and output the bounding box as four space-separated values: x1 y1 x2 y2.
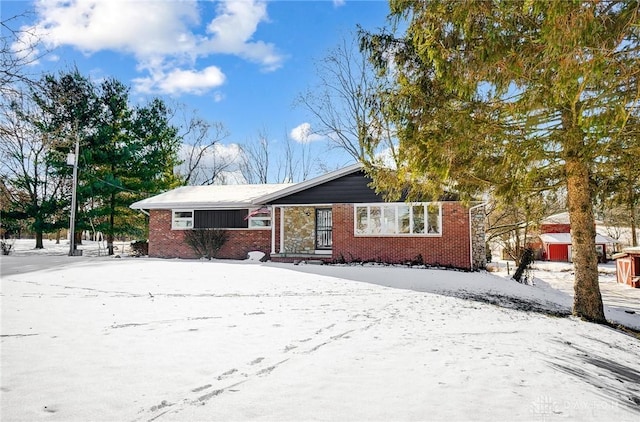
67 136 80 256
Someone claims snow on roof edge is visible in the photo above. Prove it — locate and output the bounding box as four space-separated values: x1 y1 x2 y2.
539 232 619 244
130 183 293 210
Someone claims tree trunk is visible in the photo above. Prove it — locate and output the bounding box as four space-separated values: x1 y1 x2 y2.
35 230 44 249
107 233 114 256
630 192 637 247
566 157 605 323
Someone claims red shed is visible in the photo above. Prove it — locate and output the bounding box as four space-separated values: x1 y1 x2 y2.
614 247 640 288
536 212 618 262
538 233 616 262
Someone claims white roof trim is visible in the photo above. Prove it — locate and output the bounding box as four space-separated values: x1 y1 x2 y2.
251 162 363 204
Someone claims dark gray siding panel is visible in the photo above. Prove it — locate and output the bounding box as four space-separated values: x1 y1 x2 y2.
194 209 248 229
269 171 384 204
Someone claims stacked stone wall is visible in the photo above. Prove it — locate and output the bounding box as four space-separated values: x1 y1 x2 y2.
282 206 316 253
470 205 487 270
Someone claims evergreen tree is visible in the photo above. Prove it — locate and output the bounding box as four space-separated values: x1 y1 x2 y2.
30 70 99 248
81 81 182 254
362 0 640 323
22 70 181 254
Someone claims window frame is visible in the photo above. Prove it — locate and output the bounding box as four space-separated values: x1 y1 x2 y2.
171 209 194 230
353 202 442 237
247 207 272 229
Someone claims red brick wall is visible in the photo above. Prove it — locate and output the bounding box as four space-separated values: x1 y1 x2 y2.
148 209 271 260
541 223 571 233
331 202 472 269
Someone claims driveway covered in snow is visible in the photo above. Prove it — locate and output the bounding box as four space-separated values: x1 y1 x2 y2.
1 256 639 421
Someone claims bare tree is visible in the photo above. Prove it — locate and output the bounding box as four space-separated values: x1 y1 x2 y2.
239 128 270 184
1 13 45 96
172 105 233 186
0 90 67 248
296 33 398 165
274 128 317 183
486 192 565 264
240 127 323 184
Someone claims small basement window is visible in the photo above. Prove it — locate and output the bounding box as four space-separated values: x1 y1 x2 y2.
172 210 193 230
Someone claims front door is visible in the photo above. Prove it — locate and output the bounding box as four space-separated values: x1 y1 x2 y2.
315 208 332 250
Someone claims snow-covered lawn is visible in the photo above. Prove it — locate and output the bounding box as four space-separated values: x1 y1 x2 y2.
1 240 639 421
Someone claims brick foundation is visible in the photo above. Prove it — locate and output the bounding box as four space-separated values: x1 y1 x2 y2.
148 210 271 260
149 202 482 269
330 203 473 269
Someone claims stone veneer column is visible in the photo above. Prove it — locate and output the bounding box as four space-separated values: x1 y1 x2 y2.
470 205 487 270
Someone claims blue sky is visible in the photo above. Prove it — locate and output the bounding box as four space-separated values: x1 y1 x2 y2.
2 0 393 182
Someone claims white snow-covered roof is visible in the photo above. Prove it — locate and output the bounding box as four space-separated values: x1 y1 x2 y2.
542 212 604 225
539 233 619 245
541 212 571 225
130 183 293 210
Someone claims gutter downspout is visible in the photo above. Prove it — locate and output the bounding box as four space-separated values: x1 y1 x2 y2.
468 203 487 271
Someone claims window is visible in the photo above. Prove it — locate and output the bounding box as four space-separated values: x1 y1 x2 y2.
247 208 271 228
172 208 271 230
172 210 193 230
354 203 442 236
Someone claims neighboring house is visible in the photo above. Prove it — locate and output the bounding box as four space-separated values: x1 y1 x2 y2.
130 164 487 271
614 247 640 288
531 212 618 262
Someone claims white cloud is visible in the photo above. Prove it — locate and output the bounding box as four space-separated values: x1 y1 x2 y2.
333 0 346 7
31 0 200 59
212 92 225 103
290 123 324 144
133 66 226 95
25 0 283 94
204 0 284 71
10 24 42 65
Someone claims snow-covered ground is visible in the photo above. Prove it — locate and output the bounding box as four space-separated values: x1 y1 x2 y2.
1 239 639 421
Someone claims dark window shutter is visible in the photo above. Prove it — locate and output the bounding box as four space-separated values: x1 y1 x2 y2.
194 210 248 229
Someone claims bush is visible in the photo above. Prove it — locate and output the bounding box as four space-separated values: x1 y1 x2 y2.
1 239 14 255
130 240 149 257
184 229 228 260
